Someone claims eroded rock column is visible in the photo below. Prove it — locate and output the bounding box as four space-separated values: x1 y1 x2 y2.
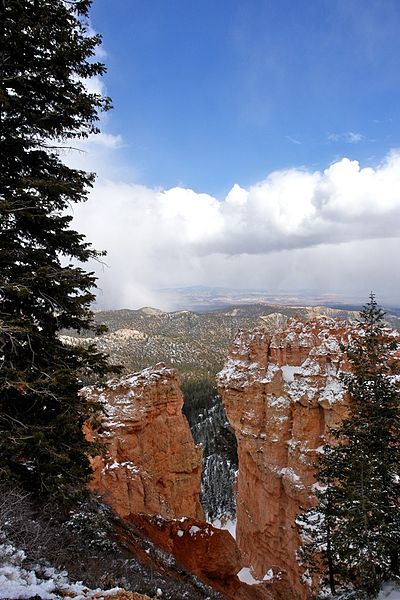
217 318 356 599
83 363 203 520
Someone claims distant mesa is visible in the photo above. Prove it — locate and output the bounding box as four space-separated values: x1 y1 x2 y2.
60 302 387 382
108 328 147 340
139 306 165 316
259 311 289 332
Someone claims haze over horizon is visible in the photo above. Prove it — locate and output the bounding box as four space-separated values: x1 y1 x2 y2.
69 0 400 310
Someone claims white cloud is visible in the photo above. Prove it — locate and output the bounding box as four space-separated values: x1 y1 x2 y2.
286 135 302 145
85 132 123 148
79 74 106 97
70 151 400 309
328 131 365 143
87 24 108 59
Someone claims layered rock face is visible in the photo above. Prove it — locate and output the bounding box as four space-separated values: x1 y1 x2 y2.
83 364 203 520
84 365 274 599
217 318 358 599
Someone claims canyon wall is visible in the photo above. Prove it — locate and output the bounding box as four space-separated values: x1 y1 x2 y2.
83 364 203 520
85 319 388 599
217 317 357 599
84 364 274 600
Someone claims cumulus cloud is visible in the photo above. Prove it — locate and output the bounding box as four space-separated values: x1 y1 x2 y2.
70 151 400 309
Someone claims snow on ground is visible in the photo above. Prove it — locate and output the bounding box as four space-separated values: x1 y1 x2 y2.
378 583 400 599
237 566 274 585
0 543 123 600
211 518 237 539
237 567 259 585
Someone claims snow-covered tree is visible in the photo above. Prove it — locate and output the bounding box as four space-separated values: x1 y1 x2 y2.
299 294 400 598
0 0 114 506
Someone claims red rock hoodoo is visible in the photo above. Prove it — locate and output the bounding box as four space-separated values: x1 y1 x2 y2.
217 317 360 599
83 364 203 520
84 364 274 600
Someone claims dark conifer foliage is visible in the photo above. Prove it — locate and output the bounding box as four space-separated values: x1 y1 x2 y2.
298 294 400 598
0 0 114 504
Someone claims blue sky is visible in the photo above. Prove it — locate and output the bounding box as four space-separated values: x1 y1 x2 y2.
90 0 400 196
71 0 400 309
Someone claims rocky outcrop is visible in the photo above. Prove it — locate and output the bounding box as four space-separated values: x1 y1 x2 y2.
129 514 241 584
83 364 203 520
217 318 360 599
84 365 275 600
128 514 273 600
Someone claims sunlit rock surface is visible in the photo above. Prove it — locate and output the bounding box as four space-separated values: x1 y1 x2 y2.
83 364 203 520
217 318 361 599
83 365 274 599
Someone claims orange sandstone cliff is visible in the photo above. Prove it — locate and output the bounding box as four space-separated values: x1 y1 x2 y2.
83 364 203 520
84 364 274 600
217 317 360 599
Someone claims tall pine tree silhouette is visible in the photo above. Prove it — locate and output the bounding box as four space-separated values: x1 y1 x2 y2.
0 0 115 505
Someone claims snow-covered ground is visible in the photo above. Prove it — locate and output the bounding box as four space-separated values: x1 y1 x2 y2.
378 583 400 600
211 517 236 539
2 535 398 599
236 566 274 585
0 543 123 600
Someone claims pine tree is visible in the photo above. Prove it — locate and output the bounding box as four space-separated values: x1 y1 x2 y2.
299 294 400 598
0 0 115 506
